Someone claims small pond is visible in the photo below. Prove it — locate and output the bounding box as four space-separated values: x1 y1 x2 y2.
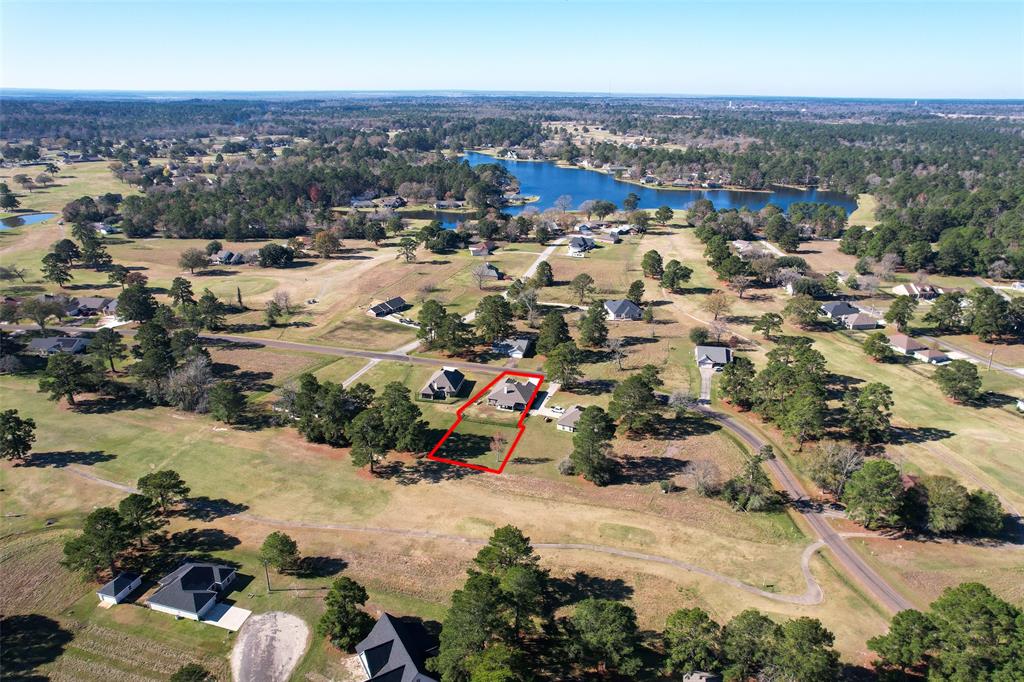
0 213 58 229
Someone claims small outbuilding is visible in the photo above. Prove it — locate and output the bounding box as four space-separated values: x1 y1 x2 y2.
556 406 584 432
97 572 141 606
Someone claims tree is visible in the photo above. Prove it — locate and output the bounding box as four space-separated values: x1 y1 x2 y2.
532 260 553 287
862 331 894 362
843 459 904 529
966 490 1005 537
130 321 175 397
41 253 73 287
137 470 190 514
867 608 937 674
568 599 643 676
61 507 131 577
107 264 130 289
700 291 732 321
772 617 840 682
473 525 540 574
317 577 374 651
375 382 428 453
209 381 246 424
655 205 674 224
177 248 208 274
917 475 970 534
258 243 294 268
397 236 418 262
927 582 1022 680
719 356 757 410
577 301 608 347
52 239 81 265
806 441 863 498
466 643 530 682
783 294 821 328
313 230 341 258
721 454 779 512
475 295 514 343
660 260 693 292
117 284 157 322
38 353 93 405
19 298 64 331
544 341 583 387
195 289 227 331
626 280 644 305
934 359 982 403
0 409 35 462
260 531 300 573
923 291 966 332
0 191 19 210
663 607 722 675
721 609 781 681
752 312 783 340
843 382 894 444
89 327 127 373
571 406 616 485
623 192 640 211
417 300 448 348
536 311 570 355
204 240 223 256
433 573 504 681
169 277 195 307
885 295 919 332
569 273 595 303
608 374 659 433
170 664 213 682
641 250 663 278
117 494 161 548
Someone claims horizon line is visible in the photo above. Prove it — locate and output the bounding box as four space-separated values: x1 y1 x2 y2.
2 87 1022 104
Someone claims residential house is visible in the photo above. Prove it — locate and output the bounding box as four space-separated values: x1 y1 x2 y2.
731 239 765 261
26 337 89 356
556 406 584 432
913 348 949 365
419 367 465 401
97 572 141 606
70 296 115 316
820 301 861 321
604 299 642 321
591 232 621 245
841 313 878 330
683 674 722 682
351 200 376 209
567 236 595 257
355 613 438 682
472 262 503 281
145 562 236 621
378 196 407 209
891 283 943 300
694 345 733 369
486 378 537 411
887 333 927 355
492 337 534 359
367 297 409 318
641 175 661 185
212 249 235 265
468 241 495 257
1011 282 1024 291
433 200 464 210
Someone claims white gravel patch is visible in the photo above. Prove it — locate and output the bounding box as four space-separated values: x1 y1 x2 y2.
231 611 310 682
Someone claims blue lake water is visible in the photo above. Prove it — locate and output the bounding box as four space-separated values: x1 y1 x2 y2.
0 212 57 229
462 151 858 215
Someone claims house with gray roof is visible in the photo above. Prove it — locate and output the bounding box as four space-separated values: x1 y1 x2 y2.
486 378 537 411
145 562 236 621
820 301 860 320
420 367 465 400
556 406 584 432
492 337 534 359
842 312 878 330
604 299 642 321
368 297 408 318
567 236 595 257
26 336 89 356
694 345 733 369
356 613 438 682
472 262 503 281
97 572 141 606
70 296 115 316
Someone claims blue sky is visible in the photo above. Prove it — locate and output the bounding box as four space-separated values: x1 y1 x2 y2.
2 1 1021 98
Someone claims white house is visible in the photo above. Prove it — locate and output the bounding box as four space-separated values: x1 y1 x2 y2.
146 563 236 621
556 406 584 432
603 299 643 320
97 572 141 606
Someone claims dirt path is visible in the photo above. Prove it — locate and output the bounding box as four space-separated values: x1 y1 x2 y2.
66 466 825 606
230 611 309 682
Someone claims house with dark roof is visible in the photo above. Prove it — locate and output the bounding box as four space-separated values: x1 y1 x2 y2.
556 406 584 432
97 572 141 606
351 200 376 209
379 196 407 209
420 367 465 400
26 337 89 356
368 297 409 318
486 377 537 411
820 301 860 320
212 249 235 265
492 337 534 359
356 613 438 682
70 296 115 316
433 200 464 210
145 562 236 621
472 262 503 281
604 299 642 321
567 236 595 257
694 345 733 369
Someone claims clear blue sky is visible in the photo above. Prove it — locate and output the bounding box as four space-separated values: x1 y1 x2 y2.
2 1 1021 98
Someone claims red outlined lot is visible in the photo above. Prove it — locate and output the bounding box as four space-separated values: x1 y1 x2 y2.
426 370 545 474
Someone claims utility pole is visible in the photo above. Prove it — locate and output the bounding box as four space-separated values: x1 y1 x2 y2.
988 348 994 371
263 561 271 593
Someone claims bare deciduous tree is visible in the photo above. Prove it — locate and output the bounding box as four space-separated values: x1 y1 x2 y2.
689 460 721 497
272 290 294 314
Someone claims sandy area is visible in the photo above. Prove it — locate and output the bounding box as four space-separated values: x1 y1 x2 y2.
230 611 310 682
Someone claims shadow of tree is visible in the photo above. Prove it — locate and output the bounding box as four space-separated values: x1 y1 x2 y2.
294 556 348 579
616 455 690 485
181 496 250 522
19 450 116 468
549 571 634 607
0 614 74 681
888 425 955 445
569 379 617 395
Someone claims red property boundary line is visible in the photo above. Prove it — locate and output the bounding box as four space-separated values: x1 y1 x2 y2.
426 370 545 475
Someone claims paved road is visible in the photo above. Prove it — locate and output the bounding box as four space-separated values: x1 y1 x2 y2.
696 406 914 613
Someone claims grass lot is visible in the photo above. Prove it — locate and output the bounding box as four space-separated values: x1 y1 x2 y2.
0 161 139 219
848 193 880 229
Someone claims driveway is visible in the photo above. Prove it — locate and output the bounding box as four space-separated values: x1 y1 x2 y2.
698 367 715 402
231 611 309 682
202 603 251 631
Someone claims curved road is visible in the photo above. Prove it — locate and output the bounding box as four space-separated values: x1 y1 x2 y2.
697 406 913 613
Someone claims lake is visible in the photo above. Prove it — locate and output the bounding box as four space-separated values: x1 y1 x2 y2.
0 212 58 229
462 151 858 215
